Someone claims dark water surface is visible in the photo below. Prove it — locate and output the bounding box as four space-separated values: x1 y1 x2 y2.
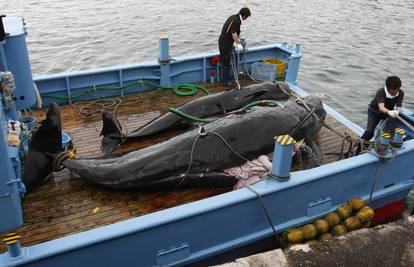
2 0 414 126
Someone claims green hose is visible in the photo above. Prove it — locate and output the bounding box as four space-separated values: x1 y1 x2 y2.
169 108 216 123
239 100 280 111
169 99 280 123
143 80 210 96
41 79 210 100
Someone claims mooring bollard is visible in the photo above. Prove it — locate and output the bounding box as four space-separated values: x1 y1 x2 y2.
393 128 405 146
271 135 296 181
3 232 22 258
374 131 392 156
379 131 391 145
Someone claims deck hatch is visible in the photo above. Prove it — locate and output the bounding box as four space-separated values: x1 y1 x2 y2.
307 197 332 217
156 243 190 266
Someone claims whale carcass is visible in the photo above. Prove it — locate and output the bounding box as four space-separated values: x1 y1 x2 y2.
101 81 291 155
63 95 326 189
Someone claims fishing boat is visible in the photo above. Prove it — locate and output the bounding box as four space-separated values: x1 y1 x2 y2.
1 16 413 267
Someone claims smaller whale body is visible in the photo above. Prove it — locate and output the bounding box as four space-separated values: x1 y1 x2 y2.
100 81 291 155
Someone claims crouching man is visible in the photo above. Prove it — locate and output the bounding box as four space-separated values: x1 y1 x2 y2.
361 76 404 141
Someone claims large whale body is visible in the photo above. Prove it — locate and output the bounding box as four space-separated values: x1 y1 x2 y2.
64 95 326 189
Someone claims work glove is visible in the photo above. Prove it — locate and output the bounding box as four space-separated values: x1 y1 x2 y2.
234 43 244 52
387 110 399 118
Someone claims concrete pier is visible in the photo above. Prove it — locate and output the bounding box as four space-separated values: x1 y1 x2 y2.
217 216 414 266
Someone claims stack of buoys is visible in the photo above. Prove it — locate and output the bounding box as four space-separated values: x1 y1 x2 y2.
282 197 375 246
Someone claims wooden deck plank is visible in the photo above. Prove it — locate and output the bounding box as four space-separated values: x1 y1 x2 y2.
0 83 360 253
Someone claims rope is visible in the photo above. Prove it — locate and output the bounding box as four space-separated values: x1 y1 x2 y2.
287 87 368 158
41 79 209 100
41 79 209 119
70 95 144 119
176 125 281 243
241 48 261 83
230 49 241 90
52 141 77 172
368 160 381 204
372 139 397 162
177 125 264 187
290 93 364 159
72 98 120 119
246 186 281 244
296 98 352 141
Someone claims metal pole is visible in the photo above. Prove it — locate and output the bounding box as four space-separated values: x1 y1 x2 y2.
393 128 405 145
271 135 296 181
379 131 391 145
285 44 301 84
396 115 414 133
3 233 23 258
159 36 171 87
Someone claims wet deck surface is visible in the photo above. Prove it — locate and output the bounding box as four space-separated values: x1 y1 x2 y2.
0 82 358 253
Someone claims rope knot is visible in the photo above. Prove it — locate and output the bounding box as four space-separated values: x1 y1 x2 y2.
198 125 207 137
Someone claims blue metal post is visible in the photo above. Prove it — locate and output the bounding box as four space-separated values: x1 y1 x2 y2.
2 17 36 111
159 37 171 87
285 44 301 84
393 128 405 145
271 135 296 181
3 233 23 258
379 131 391 145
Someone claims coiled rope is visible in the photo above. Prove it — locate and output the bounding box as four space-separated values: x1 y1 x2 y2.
41 79 210 119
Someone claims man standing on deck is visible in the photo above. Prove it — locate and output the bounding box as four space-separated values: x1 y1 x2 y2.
219 7 251 86
361 76 404 142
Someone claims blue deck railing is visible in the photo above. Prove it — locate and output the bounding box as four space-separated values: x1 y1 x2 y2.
34 41 300 107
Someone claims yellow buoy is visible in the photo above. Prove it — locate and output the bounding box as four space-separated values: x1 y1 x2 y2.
356 206 374 223
284 229 304 243
313 219 329 235
344 216 362 231
325 212 341 227
337 204 352 220
320 232 332 241
348 197 366 211
301 224 317 240
332 224 348 236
